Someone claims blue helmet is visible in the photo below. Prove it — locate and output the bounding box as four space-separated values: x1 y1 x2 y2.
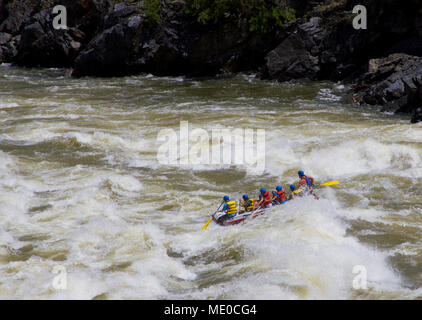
242 194 249 200
298 170 304 177
260 188 266 194
276 186 282 191
223 195 230 201
290 185 296 191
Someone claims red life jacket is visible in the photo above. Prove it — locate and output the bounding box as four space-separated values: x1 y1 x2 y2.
261 192 272 206
274 190 287 202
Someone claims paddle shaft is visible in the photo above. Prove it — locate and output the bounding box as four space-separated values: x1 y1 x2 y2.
314 180 339 188
294 180 339 193
202 201 224 230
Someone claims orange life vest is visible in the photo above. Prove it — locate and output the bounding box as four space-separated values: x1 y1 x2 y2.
274 190 287 202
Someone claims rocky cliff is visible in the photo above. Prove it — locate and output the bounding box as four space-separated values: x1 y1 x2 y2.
0 0 303 76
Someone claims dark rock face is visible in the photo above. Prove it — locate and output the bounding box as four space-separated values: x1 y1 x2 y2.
0 0 41 63
3 0 283 74
263 17 322 81
72 0 284 77
4 0 322 75
72 2 146 77
287 0 326 17
3 0 112 66
0 0 6 23
72 2 173 77
262 0 422 82
352 54 422 122
262 4 365 81
16 18 82 67
0 0 40 35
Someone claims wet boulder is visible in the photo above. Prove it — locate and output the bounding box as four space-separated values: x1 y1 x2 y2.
352 53 422 122
407 74 422 123
411 108 422 124
0 32 20 63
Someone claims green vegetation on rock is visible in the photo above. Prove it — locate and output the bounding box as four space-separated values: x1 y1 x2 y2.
143 0 161 25
185 0 296 33
112 0 162 25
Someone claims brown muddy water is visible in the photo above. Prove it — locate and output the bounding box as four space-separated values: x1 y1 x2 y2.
0 64 421 299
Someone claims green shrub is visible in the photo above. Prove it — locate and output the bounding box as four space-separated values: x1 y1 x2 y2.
185 0 296 33
112 0 162 26
144 0 161 26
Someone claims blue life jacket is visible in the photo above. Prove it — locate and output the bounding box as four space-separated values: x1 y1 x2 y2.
305 176 312 187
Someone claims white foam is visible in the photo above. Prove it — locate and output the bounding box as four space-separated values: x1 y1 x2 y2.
108 174 143 193
171 199 403 299
1 71 421 300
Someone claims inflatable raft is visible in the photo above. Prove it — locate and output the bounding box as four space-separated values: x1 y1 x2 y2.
212 201 288 226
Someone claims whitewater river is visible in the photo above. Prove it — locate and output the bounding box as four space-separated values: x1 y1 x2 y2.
0 64 421 299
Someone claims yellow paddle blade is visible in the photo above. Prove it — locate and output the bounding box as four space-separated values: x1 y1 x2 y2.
201 217 213 230
320 180 339 187
293 189 303 194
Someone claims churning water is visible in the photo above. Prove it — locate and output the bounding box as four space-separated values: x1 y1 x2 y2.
0 64 421 299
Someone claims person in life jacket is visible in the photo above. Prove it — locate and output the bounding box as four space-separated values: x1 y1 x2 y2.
298 170 314 191
257 188 272 209
239 194 255 213
220 195 237 218
290 182 319 200
272 186 288 204
288 184 303 200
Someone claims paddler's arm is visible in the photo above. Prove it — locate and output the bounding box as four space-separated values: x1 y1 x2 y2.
310 177 314 190
218 203 228 213
239 198 245 207
238 198 245 213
